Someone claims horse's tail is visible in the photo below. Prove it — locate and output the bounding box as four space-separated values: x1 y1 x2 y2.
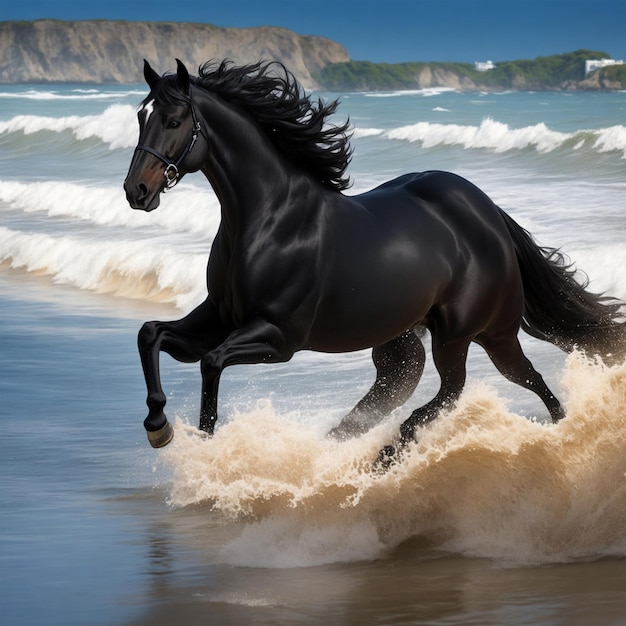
498 207 626 364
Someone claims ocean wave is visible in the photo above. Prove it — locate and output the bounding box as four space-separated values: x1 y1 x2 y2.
161 353 626 566
592 125 626 156
0 88 145 101
382 118 626 158
364 88 457 98
0 226 207 310
352 128 384 139
3 105 625 160
2 199 623 315
0 180 221 237
0 104 138 149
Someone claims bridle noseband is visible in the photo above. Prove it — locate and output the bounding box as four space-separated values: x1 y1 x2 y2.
134 96 202 191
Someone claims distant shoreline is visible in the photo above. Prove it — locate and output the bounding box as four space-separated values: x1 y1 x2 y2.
314 51 626 93
0 20 624 92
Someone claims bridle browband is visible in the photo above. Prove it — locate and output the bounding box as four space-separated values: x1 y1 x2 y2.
134 94 202 191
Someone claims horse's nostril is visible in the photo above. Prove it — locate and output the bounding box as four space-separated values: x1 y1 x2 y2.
138 183 149 200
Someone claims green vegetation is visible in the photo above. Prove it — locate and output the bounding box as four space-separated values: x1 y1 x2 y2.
314 50 622 92
599 63 626 84
480 49 610 87
315 59 488 91
314 60 430 91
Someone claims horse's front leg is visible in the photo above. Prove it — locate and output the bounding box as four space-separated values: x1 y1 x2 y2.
137 320 174 447
137 298 228 447
199 362 220 435
198 317 296 433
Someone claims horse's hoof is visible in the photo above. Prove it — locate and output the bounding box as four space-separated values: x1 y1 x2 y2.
373 445 398 473
146 421 174 448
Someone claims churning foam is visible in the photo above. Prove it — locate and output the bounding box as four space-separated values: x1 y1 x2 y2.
159 352 625 567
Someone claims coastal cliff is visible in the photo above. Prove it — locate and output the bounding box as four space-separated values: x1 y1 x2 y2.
0 20 349 89
1 21 623 92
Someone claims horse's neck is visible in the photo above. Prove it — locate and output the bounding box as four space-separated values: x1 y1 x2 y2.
197 93 319 241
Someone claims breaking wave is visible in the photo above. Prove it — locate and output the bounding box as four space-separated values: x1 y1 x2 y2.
0 226 207 310
0 180 220 237
2 222 624 314
356 119 626 157
0 104 138 150
2 106 625 159
0 87 144 101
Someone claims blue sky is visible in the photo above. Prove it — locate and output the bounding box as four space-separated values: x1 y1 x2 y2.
2 0 625 64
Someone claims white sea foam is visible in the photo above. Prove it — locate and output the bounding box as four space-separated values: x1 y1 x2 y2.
2 180 624 311
384 118 626 157
0 88 145 101
570 244 626 302
0 180 221 238
3 105 625 161
0 226 207 310
0 104 138 149
387 118 571 153
352 127 384 139
364 88 457 98
593 124 626 158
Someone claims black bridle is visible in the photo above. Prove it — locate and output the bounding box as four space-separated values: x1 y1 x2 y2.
134 96 202 191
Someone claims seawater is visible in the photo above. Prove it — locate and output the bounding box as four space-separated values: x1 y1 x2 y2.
0 83 625 625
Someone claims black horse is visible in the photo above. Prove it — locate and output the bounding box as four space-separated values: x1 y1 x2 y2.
124 59 624 459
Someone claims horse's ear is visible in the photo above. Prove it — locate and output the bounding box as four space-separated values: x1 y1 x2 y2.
143 59 160 91
175 59 190 97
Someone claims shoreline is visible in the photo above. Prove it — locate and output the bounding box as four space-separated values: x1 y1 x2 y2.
1 21 624 91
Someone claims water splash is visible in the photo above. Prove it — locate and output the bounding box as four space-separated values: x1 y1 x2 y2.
159 353 626 567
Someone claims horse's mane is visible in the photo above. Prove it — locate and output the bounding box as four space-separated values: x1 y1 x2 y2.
191 60 353 192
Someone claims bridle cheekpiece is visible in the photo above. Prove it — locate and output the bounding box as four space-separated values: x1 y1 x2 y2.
134 94 202 191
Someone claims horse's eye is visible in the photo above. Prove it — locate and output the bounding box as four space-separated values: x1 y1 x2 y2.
166 120 181 129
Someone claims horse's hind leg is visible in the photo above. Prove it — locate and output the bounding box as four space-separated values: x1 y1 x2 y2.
328 329 426 439
375 333 471 468
479 333 565 423
399 334 471 442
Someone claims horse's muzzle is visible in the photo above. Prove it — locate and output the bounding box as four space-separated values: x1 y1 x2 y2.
124 180 161 212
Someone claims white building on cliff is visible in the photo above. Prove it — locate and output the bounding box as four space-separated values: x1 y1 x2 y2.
474 60 495 72
585 58 624 74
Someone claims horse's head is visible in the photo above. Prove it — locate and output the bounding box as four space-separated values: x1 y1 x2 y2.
124 59 203 211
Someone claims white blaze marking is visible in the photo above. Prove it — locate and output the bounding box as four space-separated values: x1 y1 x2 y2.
142 99 155 122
